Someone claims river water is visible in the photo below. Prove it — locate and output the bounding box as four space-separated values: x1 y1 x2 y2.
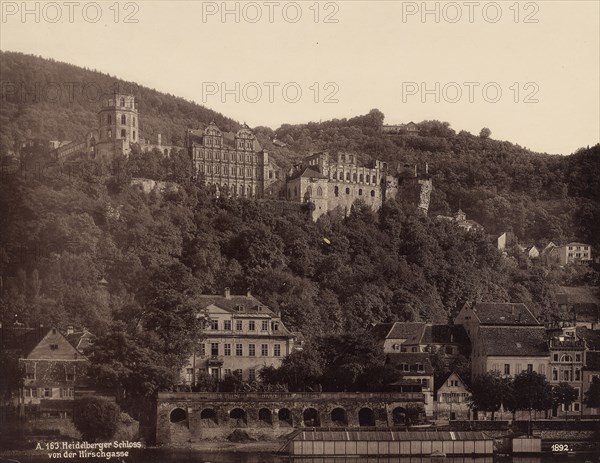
13 450 600 463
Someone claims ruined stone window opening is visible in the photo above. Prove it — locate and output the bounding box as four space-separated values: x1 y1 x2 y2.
258 408 272 424
200 408 218 424
331 407 348 426
358 407 375 427
170 408 187 423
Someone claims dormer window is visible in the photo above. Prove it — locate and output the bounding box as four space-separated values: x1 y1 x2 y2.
272 321 279 331
417 363 424 371
50 344 59 350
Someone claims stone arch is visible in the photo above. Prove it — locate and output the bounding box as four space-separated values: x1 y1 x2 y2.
169 407 187 423
278 408 293 427
229 407 247 426
392 407 406 426
358 407 375 427
330 407 348 426
317 186 323 197
258 408 273 425
303 407 321 427
200 408 218 424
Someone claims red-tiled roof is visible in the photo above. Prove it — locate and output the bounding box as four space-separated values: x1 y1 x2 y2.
198 294 274 315
385 323 428 344
0 326 46 356
479 326 549 357
472 303 539 326
370 323 394 340
288 166 328 181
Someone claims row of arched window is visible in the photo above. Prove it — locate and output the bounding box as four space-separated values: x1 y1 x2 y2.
106 129 135 141
170 405 411 427
332 171 377 184
106 114 136 126
197 149 256 164
199 164 256 178
206 182 257 198
333 186 376 198
305 186 323 197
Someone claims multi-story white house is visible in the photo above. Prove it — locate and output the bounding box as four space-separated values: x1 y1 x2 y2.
182 288 300 384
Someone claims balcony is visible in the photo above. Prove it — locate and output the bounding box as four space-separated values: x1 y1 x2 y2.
207 356 224 366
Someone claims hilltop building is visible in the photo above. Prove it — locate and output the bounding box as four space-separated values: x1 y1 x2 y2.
181 288 301 385
382 122 419 135
548 242 593 265
185 122 281 199
51 92 180 162
285 153 433 220
437 208 484 233
285 152 397 220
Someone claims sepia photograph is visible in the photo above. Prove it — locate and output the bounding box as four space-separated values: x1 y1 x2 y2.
0 1 599 462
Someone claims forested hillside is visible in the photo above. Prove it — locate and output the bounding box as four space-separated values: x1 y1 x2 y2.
0 51 239 150
3 151 595 393
1 53 599 393
2 52 598 248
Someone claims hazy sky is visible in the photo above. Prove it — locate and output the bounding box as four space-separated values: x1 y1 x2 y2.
1 0 599 154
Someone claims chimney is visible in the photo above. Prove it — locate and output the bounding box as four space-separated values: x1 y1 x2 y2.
224 287 231 299
425 163 429 174
246 289 251 297
67 325 74 335
157 133 162 146
450 333 454 343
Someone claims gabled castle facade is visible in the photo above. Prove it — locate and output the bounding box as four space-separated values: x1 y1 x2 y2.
184 122 281 199
49 93 431 218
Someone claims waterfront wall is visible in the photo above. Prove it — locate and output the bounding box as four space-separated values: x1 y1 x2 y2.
156 392 425 444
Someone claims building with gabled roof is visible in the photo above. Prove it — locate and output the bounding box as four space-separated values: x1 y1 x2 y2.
181 288 300 385
471 325 550 379
434 371 471 421
371 322 429 353
455 303 548 380
548 242 592 265
185 121 282 200
0 323 90 418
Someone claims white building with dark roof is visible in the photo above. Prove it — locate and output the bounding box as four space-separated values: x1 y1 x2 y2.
181 288 300 385
455 303 549 379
